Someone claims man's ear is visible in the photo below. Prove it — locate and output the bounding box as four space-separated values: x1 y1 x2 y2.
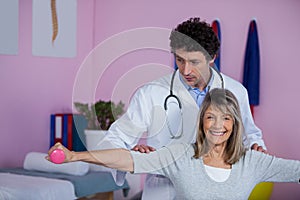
209 55 217 67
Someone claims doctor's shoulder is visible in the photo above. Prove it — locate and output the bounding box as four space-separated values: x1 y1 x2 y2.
221 73 248 96
140 73 173 92
128 74 172 107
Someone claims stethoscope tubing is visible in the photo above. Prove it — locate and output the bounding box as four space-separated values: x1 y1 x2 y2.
164 66 224 139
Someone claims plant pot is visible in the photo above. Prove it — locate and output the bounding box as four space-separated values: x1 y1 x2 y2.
84 129 111 172
84 130 107 151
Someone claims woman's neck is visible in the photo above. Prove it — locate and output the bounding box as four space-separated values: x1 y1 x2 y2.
203 144 231 169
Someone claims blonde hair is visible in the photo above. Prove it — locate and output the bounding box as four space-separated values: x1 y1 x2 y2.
194 88 246 164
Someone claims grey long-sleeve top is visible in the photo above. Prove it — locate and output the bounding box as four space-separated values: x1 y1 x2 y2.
131 143 300 200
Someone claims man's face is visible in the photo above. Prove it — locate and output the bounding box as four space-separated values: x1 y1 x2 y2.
174 49 214 89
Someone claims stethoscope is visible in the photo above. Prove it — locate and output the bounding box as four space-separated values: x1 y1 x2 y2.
164 65 224 139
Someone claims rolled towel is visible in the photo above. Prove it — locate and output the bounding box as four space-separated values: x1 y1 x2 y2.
89 163 111 172
23 152 89 176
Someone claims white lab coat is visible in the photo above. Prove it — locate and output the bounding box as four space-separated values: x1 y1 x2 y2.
100 69 265 199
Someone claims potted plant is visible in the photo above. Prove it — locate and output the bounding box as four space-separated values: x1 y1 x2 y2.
74 100 125 130
74 100 125 150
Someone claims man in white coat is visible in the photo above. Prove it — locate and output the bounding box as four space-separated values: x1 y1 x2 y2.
101 17 267 199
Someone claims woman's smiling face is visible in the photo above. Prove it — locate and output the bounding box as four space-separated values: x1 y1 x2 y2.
203 105 234 146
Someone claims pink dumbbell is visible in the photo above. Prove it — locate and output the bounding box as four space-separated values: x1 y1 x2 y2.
50 149 65 164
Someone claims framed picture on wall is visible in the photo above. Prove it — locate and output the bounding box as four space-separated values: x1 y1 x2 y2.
0 0 19 55
32 0 77 58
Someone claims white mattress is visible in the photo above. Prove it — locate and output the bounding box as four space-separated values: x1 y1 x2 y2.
0 173 77 200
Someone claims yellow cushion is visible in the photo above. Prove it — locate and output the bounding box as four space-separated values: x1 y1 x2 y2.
248 182 273 200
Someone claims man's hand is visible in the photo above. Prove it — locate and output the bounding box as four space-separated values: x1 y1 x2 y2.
251 143 268 154
131 144 156 153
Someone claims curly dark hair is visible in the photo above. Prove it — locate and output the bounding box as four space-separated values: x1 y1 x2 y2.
169 17 220 60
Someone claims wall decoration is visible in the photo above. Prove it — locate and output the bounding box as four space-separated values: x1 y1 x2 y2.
0 0 19 55
243 19 260 109
32 0 77 58
51 0 58 44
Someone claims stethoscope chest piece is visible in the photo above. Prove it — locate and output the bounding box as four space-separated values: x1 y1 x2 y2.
164 70 183 139
163 66 224 139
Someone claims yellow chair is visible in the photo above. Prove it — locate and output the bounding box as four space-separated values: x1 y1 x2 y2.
248 182 273 200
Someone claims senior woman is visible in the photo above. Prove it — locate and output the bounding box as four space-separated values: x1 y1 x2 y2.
48 88 300 200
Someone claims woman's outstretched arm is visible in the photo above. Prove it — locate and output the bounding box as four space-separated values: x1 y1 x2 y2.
47 142 134 172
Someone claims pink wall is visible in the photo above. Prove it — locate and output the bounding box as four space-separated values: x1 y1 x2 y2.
0 0 95 165
1 0 300 199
